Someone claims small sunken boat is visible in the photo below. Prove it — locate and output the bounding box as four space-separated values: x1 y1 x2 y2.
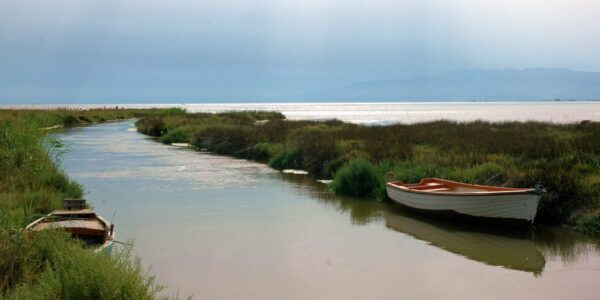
26 199 115 253
386 178 544 223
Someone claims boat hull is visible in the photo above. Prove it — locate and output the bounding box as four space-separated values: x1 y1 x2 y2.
26 210 115 254
386 184 541 222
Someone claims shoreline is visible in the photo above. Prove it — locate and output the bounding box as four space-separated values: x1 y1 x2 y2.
5 101 600 126
135 109 600 235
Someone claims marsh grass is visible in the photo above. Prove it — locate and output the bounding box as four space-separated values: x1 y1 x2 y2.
136 111 600 232
331 159 386 200
5 231 165 300
1 109 176 298
0 107 185 129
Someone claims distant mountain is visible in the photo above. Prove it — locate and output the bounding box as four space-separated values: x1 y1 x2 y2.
302 68 600 101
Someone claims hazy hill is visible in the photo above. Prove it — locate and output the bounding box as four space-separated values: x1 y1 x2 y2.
303 68 600 101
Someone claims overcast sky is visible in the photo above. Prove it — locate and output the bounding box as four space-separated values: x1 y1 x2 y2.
1 0 599 103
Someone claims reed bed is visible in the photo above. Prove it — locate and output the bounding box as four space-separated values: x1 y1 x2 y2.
136 111 600 233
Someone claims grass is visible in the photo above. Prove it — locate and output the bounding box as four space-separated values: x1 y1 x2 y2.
135 111 600 234
0 109 177 299
4 231 165 300
0 107 185 129
330 159 386 200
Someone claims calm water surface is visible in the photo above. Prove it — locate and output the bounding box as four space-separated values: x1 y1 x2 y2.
58 121 600 299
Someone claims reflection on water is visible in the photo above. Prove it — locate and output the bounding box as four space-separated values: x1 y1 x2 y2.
58 121 600 299
277 173 600 276
385 211 546 275
534 228 600 265
278 173 388 226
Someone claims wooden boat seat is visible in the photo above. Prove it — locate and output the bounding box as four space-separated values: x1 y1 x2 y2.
424 188 453 192
411 184 448 190
31 219 106 236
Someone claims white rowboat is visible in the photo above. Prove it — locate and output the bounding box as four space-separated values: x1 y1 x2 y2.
386 178 543 223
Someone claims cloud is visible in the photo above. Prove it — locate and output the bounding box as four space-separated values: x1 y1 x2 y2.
1 0 599 103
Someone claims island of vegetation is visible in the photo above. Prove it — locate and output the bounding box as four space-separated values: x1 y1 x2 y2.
135 109 600 235
0 108 178 299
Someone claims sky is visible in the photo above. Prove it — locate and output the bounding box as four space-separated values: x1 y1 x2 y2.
1 0 599 103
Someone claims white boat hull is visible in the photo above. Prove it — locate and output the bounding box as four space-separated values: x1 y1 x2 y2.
386 185 541 222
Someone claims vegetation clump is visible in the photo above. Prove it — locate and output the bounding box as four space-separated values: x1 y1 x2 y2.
331 159 385 200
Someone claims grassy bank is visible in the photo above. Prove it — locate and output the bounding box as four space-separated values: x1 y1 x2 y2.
1 109 178 299
136 111 600 234
0 107 184 129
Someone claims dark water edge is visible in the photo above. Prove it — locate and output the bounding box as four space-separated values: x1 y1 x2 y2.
56 120 600 299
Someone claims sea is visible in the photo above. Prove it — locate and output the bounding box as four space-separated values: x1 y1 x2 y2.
4 101 600 125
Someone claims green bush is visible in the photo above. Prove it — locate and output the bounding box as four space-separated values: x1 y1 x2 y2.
136 118 167 137
269 148 302 170
159 126 193 144
331 159 385 200
574 210 600 235
200 125 254 156
324 150 370 178
62 115 79 127
251 142 281 162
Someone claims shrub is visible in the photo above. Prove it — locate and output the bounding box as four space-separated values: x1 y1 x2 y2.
269 148 302 170
136 118 167 137
62 115 79 127
574 210 600 235
290 124 341 177
324 150 370 178
159 126 193 144
331 159 384 200
200 125 254 156
252 142 281 162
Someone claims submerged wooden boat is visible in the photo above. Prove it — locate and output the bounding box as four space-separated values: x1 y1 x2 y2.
26 199 115 254
386 178 543 223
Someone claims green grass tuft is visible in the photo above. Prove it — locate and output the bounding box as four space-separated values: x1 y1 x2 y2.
331 159 385 200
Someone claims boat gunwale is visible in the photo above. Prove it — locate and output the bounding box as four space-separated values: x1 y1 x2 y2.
26 210 115 253
386 178 538 197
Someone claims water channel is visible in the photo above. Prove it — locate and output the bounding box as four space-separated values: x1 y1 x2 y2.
58 120 600 299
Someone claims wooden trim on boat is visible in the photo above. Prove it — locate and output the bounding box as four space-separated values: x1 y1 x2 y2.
386 178 539 196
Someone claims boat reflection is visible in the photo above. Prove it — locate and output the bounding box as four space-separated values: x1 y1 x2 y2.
276 172 600 276
385 208 545 274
